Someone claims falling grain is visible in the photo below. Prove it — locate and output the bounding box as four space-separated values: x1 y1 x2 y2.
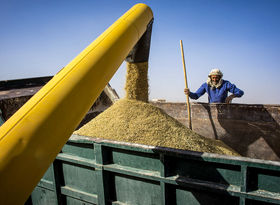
125 62 149 102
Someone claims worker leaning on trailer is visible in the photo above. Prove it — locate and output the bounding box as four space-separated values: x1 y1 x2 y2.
184 68 244 103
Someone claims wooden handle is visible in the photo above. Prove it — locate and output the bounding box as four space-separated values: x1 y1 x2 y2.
180 40 192 130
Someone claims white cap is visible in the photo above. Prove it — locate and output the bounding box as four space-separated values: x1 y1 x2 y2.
208 68 223 77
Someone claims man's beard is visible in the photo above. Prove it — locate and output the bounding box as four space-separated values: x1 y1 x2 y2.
207 77 223 89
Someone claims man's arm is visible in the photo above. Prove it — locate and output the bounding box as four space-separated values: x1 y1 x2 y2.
185 83 206 100
225 82 244 103
227 82 244 97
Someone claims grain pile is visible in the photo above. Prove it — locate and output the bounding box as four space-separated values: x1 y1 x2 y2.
75 62 239 156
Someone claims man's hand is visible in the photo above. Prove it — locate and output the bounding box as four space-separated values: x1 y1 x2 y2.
225 94 235 104
184 88 190 95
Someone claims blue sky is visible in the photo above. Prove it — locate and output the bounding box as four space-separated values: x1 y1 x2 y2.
0 0 279 104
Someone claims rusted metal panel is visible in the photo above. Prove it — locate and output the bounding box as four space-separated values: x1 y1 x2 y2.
0 76 119 128
152 102 280 162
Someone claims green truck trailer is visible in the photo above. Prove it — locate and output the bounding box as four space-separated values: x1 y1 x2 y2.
1 77 280 205
26 135 280 205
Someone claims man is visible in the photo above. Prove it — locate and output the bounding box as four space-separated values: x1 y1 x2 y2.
184 68 244 103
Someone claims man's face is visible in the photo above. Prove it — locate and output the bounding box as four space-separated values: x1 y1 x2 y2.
210 75 221 85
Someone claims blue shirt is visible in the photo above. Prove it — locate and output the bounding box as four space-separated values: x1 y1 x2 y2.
189 80 244 103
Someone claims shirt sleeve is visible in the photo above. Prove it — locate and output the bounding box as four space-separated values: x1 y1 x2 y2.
189 83 206 99
227 82 244 97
